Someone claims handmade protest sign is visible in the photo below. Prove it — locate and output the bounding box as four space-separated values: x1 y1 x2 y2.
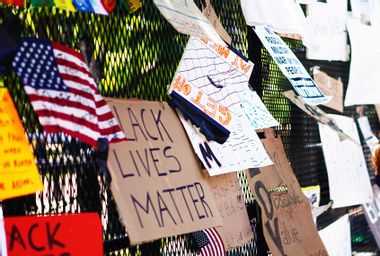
3 213 103 256
357 116 379 151
205 172 254 249
153 0 224 45
301 185 320 208
247 129 327 256
254 26 330 106
0 88 43 200
363 185 380 248
202 0 232 44
313 69 344 112
318 114 373 208
106 99 222 244
169 37 273 175
318 215 351 256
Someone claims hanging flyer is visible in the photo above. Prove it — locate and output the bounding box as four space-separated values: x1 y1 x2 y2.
254 25 330 105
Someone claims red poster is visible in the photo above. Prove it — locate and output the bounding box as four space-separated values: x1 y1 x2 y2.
4 213 103 256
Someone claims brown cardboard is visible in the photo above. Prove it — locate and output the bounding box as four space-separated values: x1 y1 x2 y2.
313 69 344 113
246 129 328 256
106 98 222 245
205 172 254 249
202 0 232 44
375 105 380 124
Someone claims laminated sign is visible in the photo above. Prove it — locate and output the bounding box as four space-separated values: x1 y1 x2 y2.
106 99 222 244
246 129 327 256
254 26 330 105
0 88 43 200
3 213 103 256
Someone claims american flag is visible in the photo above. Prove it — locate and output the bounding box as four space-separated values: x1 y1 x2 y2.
193 228 225 256
12 38 126 147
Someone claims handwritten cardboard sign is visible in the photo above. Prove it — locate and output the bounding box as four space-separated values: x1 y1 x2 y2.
363 185 380 248
313 69 344 112
202 0 232 44
205 172 254 249
254 26 330 106
3 213 103 256
106 99 222 244
246 129 327 256
0 88 43 200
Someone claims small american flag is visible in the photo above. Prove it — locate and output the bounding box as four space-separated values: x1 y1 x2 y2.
193 228 225 256
12 38 126 147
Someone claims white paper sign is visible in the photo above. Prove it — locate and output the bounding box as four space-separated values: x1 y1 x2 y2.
357 116 379 150
0 207 6 256
254 26 330 106
302 185 321 207
318 114 373 208
318 214 352 256
305 0 348 61
345 17 380 106
153 0 224 45
363 185 380 248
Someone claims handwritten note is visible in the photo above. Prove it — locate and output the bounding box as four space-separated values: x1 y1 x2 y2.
254 26 330 106
318 114 373 208
4 213 103 256
106 99 222 244
363 185 380 248
153 0 224 45
0 88 43 200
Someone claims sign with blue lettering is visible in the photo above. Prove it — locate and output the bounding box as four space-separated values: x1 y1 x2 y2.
106 99 222 245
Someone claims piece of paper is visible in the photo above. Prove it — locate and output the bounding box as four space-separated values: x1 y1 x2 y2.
0 88 43 200
362 185 380 248
247 129 328 256
205 172 254 249
311 203 332 220
313 69 344 112
153 0 224 45
301 185 321 207
357 116 379 150
0 207 7 256
345 17 380 106
202 0 232 44
318 214 351 256
169 37 272 175
305 0 348 61
106 99 222 244
376 105 380 123
254 26 330 106
318 114 373 208
3 213 103 256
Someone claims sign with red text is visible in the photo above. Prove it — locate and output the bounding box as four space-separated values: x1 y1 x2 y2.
206 172 254 249
246 129 327 256
0 88 43 200
106 99 222 244
4 213 103 256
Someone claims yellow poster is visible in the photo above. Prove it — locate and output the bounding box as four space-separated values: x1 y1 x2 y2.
53 0 76 12
0 88 43 200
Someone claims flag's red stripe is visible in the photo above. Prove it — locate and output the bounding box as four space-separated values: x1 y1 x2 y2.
52 42 86 62
61 73 98 93
55 58 91 78
43 124 98 147
205 228 225 256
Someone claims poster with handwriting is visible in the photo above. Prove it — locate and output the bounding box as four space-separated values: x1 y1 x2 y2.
3 213 103 256
246 129 327 256
318 215 351 256
202 0 232 44
313 69 344 112
0 88 43 200
106 99 222 244
363 185 380 248
153 0 224 45
301 185 320 208
169 37 273 175
205 172 254 249
318 114 373 208
254 26 330 106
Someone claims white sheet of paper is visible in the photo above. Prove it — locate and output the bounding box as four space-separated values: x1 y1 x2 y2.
358 116 379 150
318 214 352 256
0 207 7 256
255 26 330 105
302 185 321 207
362 185 380 248
305 0 348 61
153 0 224 45
345 17 380 106
318 114 373 208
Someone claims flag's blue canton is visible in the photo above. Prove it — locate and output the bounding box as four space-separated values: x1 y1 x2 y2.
193 230 210 248
12 38 67 91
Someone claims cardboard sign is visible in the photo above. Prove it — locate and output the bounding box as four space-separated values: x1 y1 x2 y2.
254 26 330 106
363 185 380 248
205 172 254 249
0 88 43 200
106 99 222 244
3 213 103 256
318 114 373 208
313 69 344 112
202 0 232 44
357 116 379 151
318 215 351 256
246 129 327 256
153 0 224 45
376 105 380 124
